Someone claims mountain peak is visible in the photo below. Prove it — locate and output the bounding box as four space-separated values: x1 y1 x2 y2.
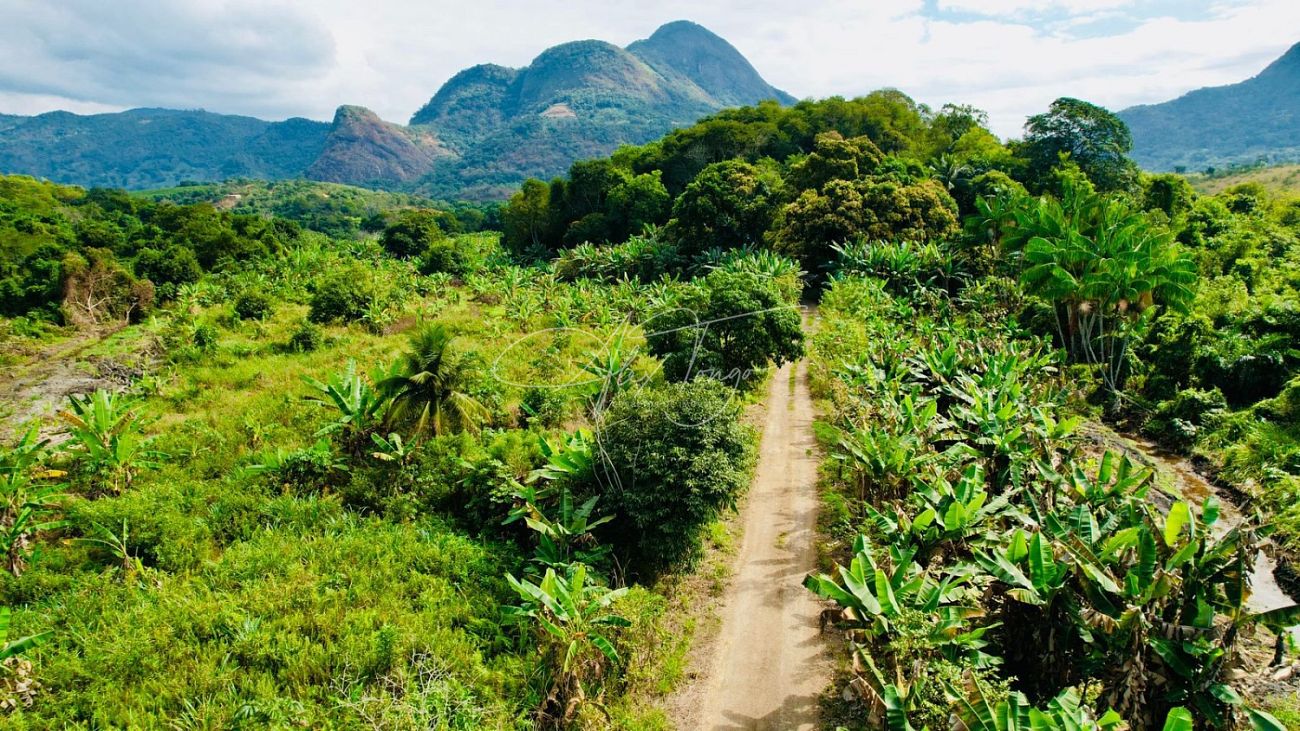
309 105 452 184
627 21 795 107
646 20 722 42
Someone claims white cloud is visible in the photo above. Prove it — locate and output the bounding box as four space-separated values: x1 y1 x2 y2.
0 0 1295 139
936 0 1130 15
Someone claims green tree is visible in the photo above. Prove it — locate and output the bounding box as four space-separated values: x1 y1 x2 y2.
134 245 202 292
1022 97 1138 193
380 209 446 259
1011 175 1197 395
593 379 755 575
667 160 784 258
646 269 804 387
787 131 883 191
778 178 959 274
1142 173 1196 219
307 261 382 324
502 179 555 256
605 171 670 241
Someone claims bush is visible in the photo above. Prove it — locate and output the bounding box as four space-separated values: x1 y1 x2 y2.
191 323 218 351
381 209 446 259
308 262 380 324
646 269 804 388
286 320 323 353
520 386 568 428
419 239 464 276
233 290 273 321
593 379 755 576
135 245 202 292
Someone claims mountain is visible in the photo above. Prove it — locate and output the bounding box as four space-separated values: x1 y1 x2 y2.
306 105 453 185
0 108 329 189
1121 43 1300 172
627 20 797 109
0 21 794 199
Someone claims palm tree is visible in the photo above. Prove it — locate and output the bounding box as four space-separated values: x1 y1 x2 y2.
377 324 487 437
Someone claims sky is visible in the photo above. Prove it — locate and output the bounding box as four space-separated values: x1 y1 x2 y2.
0 0 1296 138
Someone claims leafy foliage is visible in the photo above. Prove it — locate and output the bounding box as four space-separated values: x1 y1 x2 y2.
377 324 488 437
591 379 755 576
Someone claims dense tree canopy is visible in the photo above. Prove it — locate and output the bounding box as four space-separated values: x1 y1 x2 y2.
1022 97 1138 193
666 160 784 258
646 269 805 386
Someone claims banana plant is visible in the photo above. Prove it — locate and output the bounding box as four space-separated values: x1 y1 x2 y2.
947 373 1033 493
803 535 993 665
973 528 1085 699
527 430 595 487
1044 495 1289 728
303 359 387 452
0 606 50 665
868 465 1019 562
579 333 639 416
0 424 68 577
506 486 614 573
504 564 630 728
368 432 415 464
949 673 1128 731
833 423 935 502
75 519 142 576
59 390 165 493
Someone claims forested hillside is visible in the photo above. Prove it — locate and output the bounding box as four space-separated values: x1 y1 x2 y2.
1122 42 1300 172
1 86 1299 728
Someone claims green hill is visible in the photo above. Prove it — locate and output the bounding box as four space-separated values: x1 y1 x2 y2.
1121 42 1300 171
0 108 329 189
0 21 795 200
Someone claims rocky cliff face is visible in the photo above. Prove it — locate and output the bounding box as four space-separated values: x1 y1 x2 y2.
306 105 454 184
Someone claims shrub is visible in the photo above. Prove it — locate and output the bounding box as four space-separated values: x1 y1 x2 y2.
593 380 755 576
286 320 323 353
308 262 380 324
67 484 212 573
520 386 568 428
381 209 446 259
134 245 202 292
191 323 218 351
233 290 273 321
419 239 464 276
244 440 348 495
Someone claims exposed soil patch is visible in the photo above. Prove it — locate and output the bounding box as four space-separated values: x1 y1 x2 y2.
0 329 157 437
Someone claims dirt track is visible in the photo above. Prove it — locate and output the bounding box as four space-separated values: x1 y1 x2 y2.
681 358 831 730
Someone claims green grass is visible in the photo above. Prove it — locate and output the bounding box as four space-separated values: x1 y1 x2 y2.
1189 164 1300 197
0 271 673 724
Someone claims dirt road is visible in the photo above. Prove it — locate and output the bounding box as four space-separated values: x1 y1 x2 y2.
682 358 830 730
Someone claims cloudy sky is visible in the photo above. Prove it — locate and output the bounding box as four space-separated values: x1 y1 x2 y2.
0 0 1296 138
